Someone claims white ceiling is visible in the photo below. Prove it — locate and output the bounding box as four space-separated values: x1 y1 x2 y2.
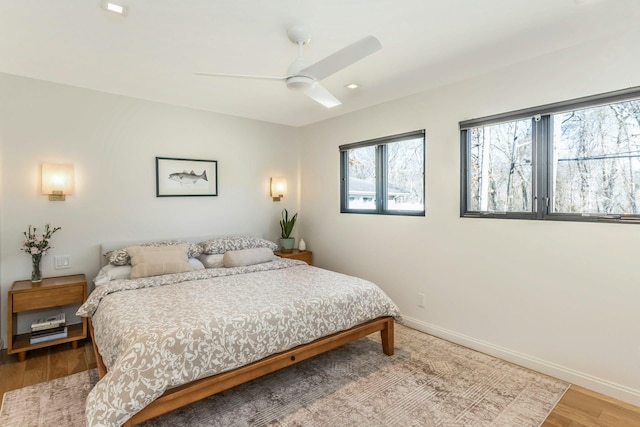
1 0 638 127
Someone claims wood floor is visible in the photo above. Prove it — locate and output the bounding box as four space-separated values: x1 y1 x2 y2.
542 386 640 427
1 341 639 426
0 340 97 399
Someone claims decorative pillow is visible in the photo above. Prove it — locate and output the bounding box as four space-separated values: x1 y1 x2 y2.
106 240 203 266
200 236 278 255
93 264 133 286
188 258 205 271
223 247 276 268
94 258 202 285
128 244 191 279
198 254 225 269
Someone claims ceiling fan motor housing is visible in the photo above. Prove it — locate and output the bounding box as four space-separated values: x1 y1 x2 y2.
286 75 314 90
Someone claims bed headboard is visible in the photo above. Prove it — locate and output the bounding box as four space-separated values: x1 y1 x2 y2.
99 232 265 267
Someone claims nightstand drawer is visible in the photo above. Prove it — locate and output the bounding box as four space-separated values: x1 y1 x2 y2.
12 286 84 312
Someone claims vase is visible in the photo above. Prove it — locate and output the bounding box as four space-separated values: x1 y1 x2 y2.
31 254 43 283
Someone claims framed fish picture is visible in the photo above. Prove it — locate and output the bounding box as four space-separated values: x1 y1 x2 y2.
156 157 218 197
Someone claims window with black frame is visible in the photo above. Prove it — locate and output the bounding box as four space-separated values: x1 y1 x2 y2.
340 130 425 216
460 87 640 223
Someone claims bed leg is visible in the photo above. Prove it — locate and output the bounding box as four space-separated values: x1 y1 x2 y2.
380 317 394 356
89 319 108 378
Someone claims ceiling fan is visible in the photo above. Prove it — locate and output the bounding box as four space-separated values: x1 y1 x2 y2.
196 25 382 109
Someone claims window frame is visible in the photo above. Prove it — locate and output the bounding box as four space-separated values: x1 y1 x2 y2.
340 129 425 216
460 86 640 224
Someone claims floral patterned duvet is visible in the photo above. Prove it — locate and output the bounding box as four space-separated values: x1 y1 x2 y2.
77 259 401 427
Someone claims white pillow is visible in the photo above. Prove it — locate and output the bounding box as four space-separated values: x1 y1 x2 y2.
223 247 276 268
93 264 133 286
189 258 205 271
198 254 225 269
94 257 202 285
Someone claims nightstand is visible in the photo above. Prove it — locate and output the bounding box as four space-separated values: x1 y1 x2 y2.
7 274 88 361
274 249 313 265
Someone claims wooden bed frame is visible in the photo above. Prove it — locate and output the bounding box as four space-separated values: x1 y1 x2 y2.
89 316 394 426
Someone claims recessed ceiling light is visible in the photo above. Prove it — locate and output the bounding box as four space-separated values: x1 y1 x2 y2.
106 2 126 15
345 83 359 89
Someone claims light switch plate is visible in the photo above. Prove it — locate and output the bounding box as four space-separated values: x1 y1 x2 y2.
54 255 71 269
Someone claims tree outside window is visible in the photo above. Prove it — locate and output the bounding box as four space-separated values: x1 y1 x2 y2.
461 89 640 223
341 130 425 216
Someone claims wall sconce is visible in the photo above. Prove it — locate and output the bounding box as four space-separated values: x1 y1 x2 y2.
270 177 287 202
42 163 74 201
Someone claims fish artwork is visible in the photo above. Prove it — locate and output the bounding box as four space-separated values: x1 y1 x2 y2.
168 170 208 184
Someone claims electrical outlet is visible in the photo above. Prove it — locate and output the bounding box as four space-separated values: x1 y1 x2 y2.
54 255 71 269
418 293 426 308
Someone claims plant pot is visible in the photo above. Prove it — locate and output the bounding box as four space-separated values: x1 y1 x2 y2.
279 238 295 253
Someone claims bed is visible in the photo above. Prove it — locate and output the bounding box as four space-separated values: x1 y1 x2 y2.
77 236 401 427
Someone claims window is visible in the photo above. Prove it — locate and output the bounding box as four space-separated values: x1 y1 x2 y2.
460 87 640 223
340 130 425 215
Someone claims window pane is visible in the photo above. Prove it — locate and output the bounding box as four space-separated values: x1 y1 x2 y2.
347 146 377 210
552 100 640 215
468 119 533 212
387 138 424 211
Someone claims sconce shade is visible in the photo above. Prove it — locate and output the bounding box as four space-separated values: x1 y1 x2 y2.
270 177 287 201
42 163 74 201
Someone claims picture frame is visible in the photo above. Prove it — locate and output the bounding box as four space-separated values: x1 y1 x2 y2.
156 157 218 197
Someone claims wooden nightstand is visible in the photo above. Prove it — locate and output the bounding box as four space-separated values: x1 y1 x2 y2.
274 249 313 265
7 274 88 361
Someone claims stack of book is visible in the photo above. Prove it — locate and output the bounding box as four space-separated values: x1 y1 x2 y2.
30 313 67 344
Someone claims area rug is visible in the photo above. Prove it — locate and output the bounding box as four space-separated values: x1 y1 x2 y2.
0 324 568 426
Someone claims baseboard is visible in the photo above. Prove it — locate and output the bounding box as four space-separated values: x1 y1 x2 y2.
402 316 640 407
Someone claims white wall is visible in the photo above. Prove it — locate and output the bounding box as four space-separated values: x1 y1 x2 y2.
300 30 640 405
0 73 301 343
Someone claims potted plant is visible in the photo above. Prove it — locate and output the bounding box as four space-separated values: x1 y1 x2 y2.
279 209 297 252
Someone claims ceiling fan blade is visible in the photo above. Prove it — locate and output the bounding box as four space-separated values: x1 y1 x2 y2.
195 72 287 81
299 35 382 81
305 82 341 109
